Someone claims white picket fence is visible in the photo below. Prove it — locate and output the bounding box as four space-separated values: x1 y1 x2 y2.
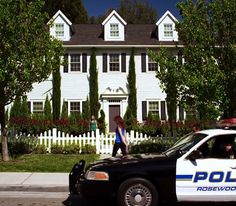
38 128 151 154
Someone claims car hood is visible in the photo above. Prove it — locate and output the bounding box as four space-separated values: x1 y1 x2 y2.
87 153 167 170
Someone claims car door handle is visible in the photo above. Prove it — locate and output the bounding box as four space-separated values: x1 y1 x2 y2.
230 166 236 169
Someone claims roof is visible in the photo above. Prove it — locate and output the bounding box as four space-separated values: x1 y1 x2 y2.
102 10 127 26
64 24 180 47
156 10 178 26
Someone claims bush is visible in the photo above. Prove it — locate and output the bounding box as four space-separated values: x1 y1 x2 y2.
50 144 64 154
8 139 35 158
63 144 80 154
129 138 174 154
81 144 96 154
50 143 80 154
34 144 47 154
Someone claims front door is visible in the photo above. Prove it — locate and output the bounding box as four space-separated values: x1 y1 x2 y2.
109 105 120 132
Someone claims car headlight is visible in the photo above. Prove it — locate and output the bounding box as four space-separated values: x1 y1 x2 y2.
85 171 109 181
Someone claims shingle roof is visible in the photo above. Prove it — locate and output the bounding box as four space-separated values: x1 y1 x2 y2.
63 24 180 46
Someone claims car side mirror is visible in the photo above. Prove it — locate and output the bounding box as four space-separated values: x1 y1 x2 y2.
187 150 203 161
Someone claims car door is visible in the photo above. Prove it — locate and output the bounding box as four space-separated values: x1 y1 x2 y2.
176 134 236 202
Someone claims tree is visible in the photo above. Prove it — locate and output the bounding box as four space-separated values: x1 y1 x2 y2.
44 95 52 120
82 97 90 121
149 48 183 138
44 0 88 23
61 101 68 119
89 48 100 118
52 59 61 121
0 0 63 161
127 48 137 118
118 0 157 24
176 0 232 119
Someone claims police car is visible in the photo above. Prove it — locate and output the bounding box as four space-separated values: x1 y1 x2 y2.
69 129 236 206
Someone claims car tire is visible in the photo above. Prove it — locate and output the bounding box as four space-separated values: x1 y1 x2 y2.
117 177 158 206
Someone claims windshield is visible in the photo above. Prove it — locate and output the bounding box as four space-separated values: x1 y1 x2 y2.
164 132 207 157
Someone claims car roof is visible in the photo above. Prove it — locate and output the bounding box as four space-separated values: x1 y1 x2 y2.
197 129 236 136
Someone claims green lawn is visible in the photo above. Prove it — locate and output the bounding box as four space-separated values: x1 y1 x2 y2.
0 154 99 172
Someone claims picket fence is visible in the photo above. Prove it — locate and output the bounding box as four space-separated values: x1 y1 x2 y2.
38 128 151 154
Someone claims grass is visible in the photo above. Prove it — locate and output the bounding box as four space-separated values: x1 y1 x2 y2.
0 154 100 172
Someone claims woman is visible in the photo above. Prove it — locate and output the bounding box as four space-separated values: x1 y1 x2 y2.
112 116 128 157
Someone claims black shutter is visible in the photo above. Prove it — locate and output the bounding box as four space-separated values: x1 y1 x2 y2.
121 53 126 73
178 50 183 65
161 101 166 120
179 106 184 121
103 53 107 72
141 53 146 72
27 101 31 114
82 53 87 73
63 53 68 73
82 101 86 113
142 101 147 121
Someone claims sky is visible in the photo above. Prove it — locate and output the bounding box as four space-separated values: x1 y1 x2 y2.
82 0 181 20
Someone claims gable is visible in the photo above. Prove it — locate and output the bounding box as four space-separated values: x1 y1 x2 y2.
156 10 178 41
48 10 72 41
102 10 127 41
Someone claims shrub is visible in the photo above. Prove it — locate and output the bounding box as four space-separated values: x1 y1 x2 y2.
51 144 64 154
81 144 96 154
34 144 47 154
63 144 80 154
129 138 174 154
8 140 35 158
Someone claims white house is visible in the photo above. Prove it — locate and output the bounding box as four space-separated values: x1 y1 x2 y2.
26 10 184 132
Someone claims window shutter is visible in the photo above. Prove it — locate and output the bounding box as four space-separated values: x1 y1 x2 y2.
103 53 107 72
178 50 183 65
63 53 68 73
27 101 31 114
121 53 126 73
142 101 147 121
161 101 166 120
141 53 146 72
82 53 87 73
179 106 184 121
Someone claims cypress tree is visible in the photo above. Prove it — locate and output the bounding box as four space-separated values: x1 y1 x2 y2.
127 48 137 118
82 96 90 121
61 101 68 119
89 48 100 118
52 59 61 121
20 96 30 119
10 98 21 119
44 95 52 120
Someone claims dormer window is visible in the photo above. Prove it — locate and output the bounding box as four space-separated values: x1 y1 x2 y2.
55 23 64 37
164 24 173 37
110 23 119 37
102 10 127 41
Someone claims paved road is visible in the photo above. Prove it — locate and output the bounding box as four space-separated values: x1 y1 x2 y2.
1 192 236 206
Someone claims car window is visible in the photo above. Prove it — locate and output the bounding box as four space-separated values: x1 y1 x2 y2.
164 133 207 157
196 134 236 159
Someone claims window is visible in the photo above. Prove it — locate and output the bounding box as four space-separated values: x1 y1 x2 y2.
110 24 119 37
70 101 80 115
55 23 64 37
109 54 120 71
148 56 158 71
70 54 81 72
33 101 43 114
148 101 159 117
164 24 173 37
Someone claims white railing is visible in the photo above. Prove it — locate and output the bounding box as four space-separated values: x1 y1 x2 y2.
38 128 151 154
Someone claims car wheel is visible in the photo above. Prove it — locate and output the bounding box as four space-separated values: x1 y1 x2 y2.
117 178 158 206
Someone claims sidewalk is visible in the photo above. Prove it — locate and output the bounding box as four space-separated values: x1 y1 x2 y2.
0 172 69 192
0 154 111 193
